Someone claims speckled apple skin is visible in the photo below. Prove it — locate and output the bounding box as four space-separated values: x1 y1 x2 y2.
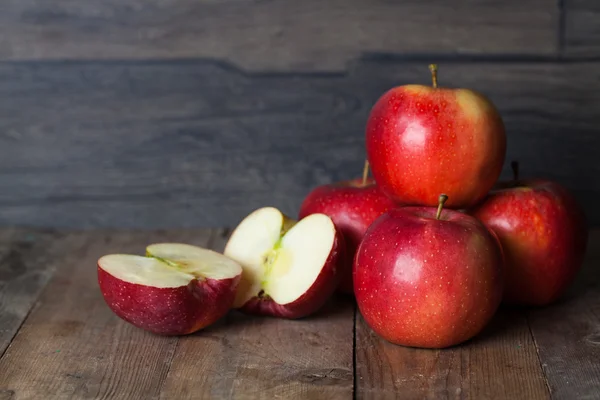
471 180 588 306
98 267 240 335
366 85 506 209
239 229 345 319
354 207 503 349
298 178 397 294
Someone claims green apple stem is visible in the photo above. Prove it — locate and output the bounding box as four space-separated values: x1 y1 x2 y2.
429 64 438 88
362 159 370 186
511 161 520 182
436 194 448 220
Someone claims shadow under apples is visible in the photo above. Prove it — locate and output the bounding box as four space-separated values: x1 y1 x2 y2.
189 310 259 337
557 257 600 304
305 294 356 321
459 307 525 348
185 293 356 339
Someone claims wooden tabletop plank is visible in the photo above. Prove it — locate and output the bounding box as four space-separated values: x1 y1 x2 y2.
528 230 600 400
1 227 598 399
355 308 550 399
0 228 62 357
0 229 214 399
159 229 355 399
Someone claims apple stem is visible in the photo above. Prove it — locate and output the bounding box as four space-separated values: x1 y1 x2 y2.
362 159 370 186
511 161 520 182
429 64 438 88
436 194 448 220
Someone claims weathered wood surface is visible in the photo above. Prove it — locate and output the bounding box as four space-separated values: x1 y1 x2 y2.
0 229 201 399
0 228 354 399
0 60 599 229
159 229 355 399
527 229 600 400
0 0 558 71
0 228 63 357
564 0 600 56
160 297 354 399
0 228 599 399
355 309 550 399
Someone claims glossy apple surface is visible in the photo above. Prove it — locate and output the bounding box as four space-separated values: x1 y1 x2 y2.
224 207 344 318
354 199 503 348
471 178 588 306
298 176 397 294
365 65 506 209
98 243 242 335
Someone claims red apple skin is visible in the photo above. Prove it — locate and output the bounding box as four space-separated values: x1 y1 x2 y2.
298 178 397 294
239 229 345 319
354 206 503 349
98 267 240 335
471 180 588 306
366 85 506 209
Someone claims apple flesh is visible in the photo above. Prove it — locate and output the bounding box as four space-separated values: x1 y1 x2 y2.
471 177 588 306
365 64 506 209
224 207 343 318
98 243 242 335
299 176 397 294
354 197 504 348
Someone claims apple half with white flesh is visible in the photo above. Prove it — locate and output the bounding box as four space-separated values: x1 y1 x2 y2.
224 207 344 319
97 243 242 335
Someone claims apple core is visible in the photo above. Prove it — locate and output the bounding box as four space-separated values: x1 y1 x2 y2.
224 207 338 308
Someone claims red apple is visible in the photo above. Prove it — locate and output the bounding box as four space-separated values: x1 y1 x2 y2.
354 195 504 349
365 64 506 209
98 243 242 335
298 163 398 294
471 162 588 306
224 206 344 318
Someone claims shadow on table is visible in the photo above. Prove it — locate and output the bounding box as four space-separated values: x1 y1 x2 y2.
189 293 355 338
471 230 600 347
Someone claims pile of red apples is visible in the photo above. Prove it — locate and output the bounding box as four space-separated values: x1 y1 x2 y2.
98 65 588 349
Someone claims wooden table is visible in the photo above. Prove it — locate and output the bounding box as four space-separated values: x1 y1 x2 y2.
0 228 598 399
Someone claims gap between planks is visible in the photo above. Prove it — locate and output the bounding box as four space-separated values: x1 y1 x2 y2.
0 228 68 359
527 318 553 396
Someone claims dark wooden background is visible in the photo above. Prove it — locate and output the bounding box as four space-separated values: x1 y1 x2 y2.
1 0 599 229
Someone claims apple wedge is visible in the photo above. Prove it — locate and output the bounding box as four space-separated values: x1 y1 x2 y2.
98 243 242 335
224 207 344 319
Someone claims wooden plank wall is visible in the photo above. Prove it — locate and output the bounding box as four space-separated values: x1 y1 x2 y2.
0 0 598 228
565 0 600 56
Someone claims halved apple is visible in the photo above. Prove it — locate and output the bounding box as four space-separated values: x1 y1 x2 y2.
224 207 344 319
97 243 242 335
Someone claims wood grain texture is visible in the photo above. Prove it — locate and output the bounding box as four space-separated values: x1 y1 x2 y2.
564 0 600 56
0 229 214 399
355 309 549 399
0 0 558 71
0 228 61 357
528 230 600 400
0 228 599 398
0 60 599 228
159 230 354 399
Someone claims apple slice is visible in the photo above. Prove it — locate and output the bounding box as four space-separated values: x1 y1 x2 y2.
298 162 398 295
224 207 343 319
98 243 242 335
